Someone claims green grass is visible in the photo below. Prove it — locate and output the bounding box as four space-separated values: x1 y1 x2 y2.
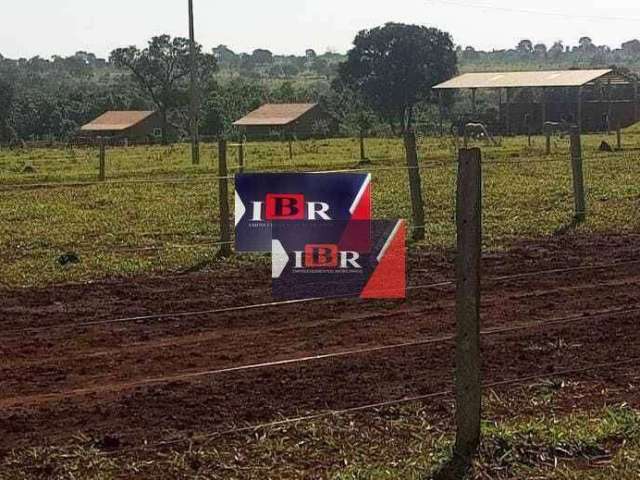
2 403 638 479
0 133 639 286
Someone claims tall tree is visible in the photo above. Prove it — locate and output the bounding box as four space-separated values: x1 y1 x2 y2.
0 77 17 143
516 39 534 55
338 22 457 135
110 35 217 143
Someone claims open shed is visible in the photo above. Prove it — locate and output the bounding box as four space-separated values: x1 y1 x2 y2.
79 111 162 142
233 103 337 139
434 69 639 134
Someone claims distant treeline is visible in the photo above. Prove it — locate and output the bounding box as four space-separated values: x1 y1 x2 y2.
1 35 639 142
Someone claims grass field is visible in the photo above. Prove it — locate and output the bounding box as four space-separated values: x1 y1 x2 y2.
3 394 639 479
2 132 640 480
1 131 639 287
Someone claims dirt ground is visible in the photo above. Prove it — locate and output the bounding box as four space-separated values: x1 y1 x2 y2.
1 232 639 452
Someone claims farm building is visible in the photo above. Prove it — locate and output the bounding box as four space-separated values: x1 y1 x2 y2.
434 69 640 134
79 111 163 142
233 103 337 139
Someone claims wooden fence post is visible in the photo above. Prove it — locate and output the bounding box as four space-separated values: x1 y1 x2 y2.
98 138 106 181
218 139 233 257
545 126 552 156
453 147 483 473
616 123 622 151
238 142 245 174
359 130 367 162
569 126 586 222
404 130 425 241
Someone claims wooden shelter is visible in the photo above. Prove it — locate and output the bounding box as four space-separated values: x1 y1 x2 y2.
233 103 337 139
434 69 640 134
79 111 162 142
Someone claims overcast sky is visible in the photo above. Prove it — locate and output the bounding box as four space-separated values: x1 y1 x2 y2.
2 0 639 59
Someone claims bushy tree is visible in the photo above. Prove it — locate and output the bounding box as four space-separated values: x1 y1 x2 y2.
0 78 17 143
338 22 457 135
110 35 217 143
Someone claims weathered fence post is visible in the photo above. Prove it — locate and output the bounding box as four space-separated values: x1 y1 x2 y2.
545 126 552 156
569 126 586 223
218 139 233 257
404 130 425 241
238 142 245 174
359 130 367 162
616 123 622 151
453 147 483 474
98 138 106 181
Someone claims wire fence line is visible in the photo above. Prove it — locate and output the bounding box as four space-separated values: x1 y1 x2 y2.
9 304 638 408
0 149 636 193
5 258 639 337
100 356 640 455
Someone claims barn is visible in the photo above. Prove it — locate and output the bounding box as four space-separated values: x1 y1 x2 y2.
433 69 640 134
233 103 337 139
79 111 163 142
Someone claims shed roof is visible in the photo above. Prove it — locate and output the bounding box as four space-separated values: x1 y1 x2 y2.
233 103 318 127
433 69 621 90
81 111 156 131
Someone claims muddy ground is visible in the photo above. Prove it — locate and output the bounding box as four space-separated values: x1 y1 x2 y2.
1 232 639 452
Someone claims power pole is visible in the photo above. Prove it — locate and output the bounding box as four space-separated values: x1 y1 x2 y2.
188 0 200 165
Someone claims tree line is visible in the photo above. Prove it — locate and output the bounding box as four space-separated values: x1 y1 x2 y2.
1 31 639 144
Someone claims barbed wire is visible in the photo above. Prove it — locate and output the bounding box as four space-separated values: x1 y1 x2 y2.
4 258 639 337
6 304 635 410
2 151 637 192
110 356 640 453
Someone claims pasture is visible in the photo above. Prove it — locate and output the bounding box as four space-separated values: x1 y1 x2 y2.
1 131 640 479
0 131 639 287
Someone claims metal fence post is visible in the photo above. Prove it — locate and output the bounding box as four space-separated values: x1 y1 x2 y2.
404 130 425 241
569 126 586 223
453 147 482 473
218 139 233 257
98 138 106 181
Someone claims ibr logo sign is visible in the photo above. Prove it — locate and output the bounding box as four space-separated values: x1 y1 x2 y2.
294 244 361 269
271 220 406 300
235 173 371 252
251 194 331 221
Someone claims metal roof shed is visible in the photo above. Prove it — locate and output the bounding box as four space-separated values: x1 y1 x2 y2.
233 103 319 127
81 111 157 132
433 69 638 134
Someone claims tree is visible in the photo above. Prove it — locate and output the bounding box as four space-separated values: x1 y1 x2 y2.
549 41 564 61
516 39 533 56
110 35 217 143
534 43 548 58
0 77 17 143
338 22 457 135
213 45 238 66
462 46 480 61
578 36 596 54
251 49 274 65
327 79 376 160
621 39 640 56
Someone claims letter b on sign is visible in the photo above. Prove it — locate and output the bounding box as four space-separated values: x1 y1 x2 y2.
265 194 305 220
304 244 338 268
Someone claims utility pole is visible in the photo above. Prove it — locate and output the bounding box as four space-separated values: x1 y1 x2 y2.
188 0 200 165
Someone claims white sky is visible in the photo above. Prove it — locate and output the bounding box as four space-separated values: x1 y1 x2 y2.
1 0 640 59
